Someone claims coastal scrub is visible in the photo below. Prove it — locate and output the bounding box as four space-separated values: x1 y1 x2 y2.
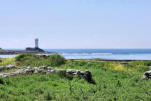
15 53 66 67
0 55 151 100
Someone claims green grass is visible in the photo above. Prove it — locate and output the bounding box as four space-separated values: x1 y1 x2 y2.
0 62 150 101
0 55 151 100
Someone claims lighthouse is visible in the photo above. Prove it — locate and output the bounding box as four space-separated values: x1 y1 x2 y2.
35 38 39 48
26 38 44 52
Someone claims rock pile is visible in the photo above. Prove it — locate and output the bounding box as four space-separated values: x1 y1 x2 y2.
0 66 95 83
0 64 15 71
144 70 151 79
66 69 94 83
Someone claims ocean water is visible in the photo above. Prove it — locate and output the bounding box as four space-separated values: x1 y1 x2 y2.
1 49 151 60
47 49 151 60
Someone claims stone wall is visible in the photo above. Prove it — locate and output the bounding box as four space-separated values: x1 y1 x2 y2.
0 66 95 84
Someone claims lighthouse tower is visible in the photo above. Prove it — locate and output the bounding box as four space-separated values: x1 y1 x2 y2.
35 38 39 48
26 38 44 52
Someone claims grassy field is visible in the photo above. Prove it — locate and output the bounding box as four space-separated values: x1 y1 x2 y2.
0 54 151 101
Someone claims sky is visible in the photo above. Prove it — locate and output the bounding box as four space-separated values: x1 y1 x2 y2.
0 0 151 49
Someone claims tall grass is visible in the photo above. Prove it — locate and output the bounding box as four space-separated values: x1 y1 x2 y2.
0 58 15 66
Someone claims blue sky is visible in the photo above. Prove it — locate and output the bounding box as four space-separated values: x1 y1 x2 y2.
0 0 151 49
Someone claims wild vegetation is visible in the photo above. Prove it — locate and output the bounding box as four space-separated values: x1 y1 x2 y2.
0 54 151 101
0 58 15 66
15 53 66 67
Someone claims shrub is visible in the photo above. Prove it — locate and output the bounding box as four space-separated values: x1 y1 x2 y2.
128 61 150 72
76 60 87 66
15 54 66 67
0 78 5 85
15 54 45 66
93 58 102 61
15 54 37 62
15 54 26 61
142 61 151 66
135 65 150 72
114 64 126 71
48 54 66 66
0 58 15 66
104 62 126 71
45 92 52 100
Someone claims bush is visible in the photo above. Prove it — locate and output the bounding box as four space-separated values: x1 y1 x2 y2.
0 58 15 66
0 78 5 85
15 54 45 66
93 58 102 61
15 54 66 67
103 61 127 71
15 54 37 62
48 54 66 66
45 92 52 100
76 60 87 66
128 61 151 72
135 65 150 72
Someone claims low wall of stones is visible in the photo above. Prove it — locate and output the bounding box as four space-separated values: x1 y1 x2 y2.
0 66 95 84
0 64 15 71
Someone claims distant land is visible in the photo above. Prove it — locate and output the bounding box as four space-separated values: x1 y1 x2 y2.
0 38 52 55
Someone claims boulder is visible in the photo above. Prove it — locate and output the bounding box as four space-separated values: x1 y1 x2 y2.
144 70 151 79
23 68 35 74
66 69 95 84
78 70 95 84
0 73 10 77
7 64 15 69
66 69 80 75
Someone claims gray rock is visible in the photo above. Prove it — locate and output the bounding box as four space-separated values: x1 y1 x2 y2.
66 69 80 75
7 64 15 69
0 73 10 77
47 67 54 70
33 67 39 73
0 64 16 71
39 66 47 69
66 69 95 84
27 66 31 69
144 70 151 79
50 69 55 73
37 69 47 74
10 72 20 76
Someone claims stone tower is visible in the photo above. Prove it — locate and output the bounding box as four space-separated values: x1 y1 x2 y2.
35 38 39 48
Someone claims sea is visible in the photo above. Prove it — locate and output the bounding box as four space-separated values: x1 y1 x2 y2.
1 49 151 60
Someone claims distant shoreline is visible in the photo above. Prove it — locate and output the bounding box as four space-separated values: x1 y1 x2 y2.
1 49 151 60
0 49 53 55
